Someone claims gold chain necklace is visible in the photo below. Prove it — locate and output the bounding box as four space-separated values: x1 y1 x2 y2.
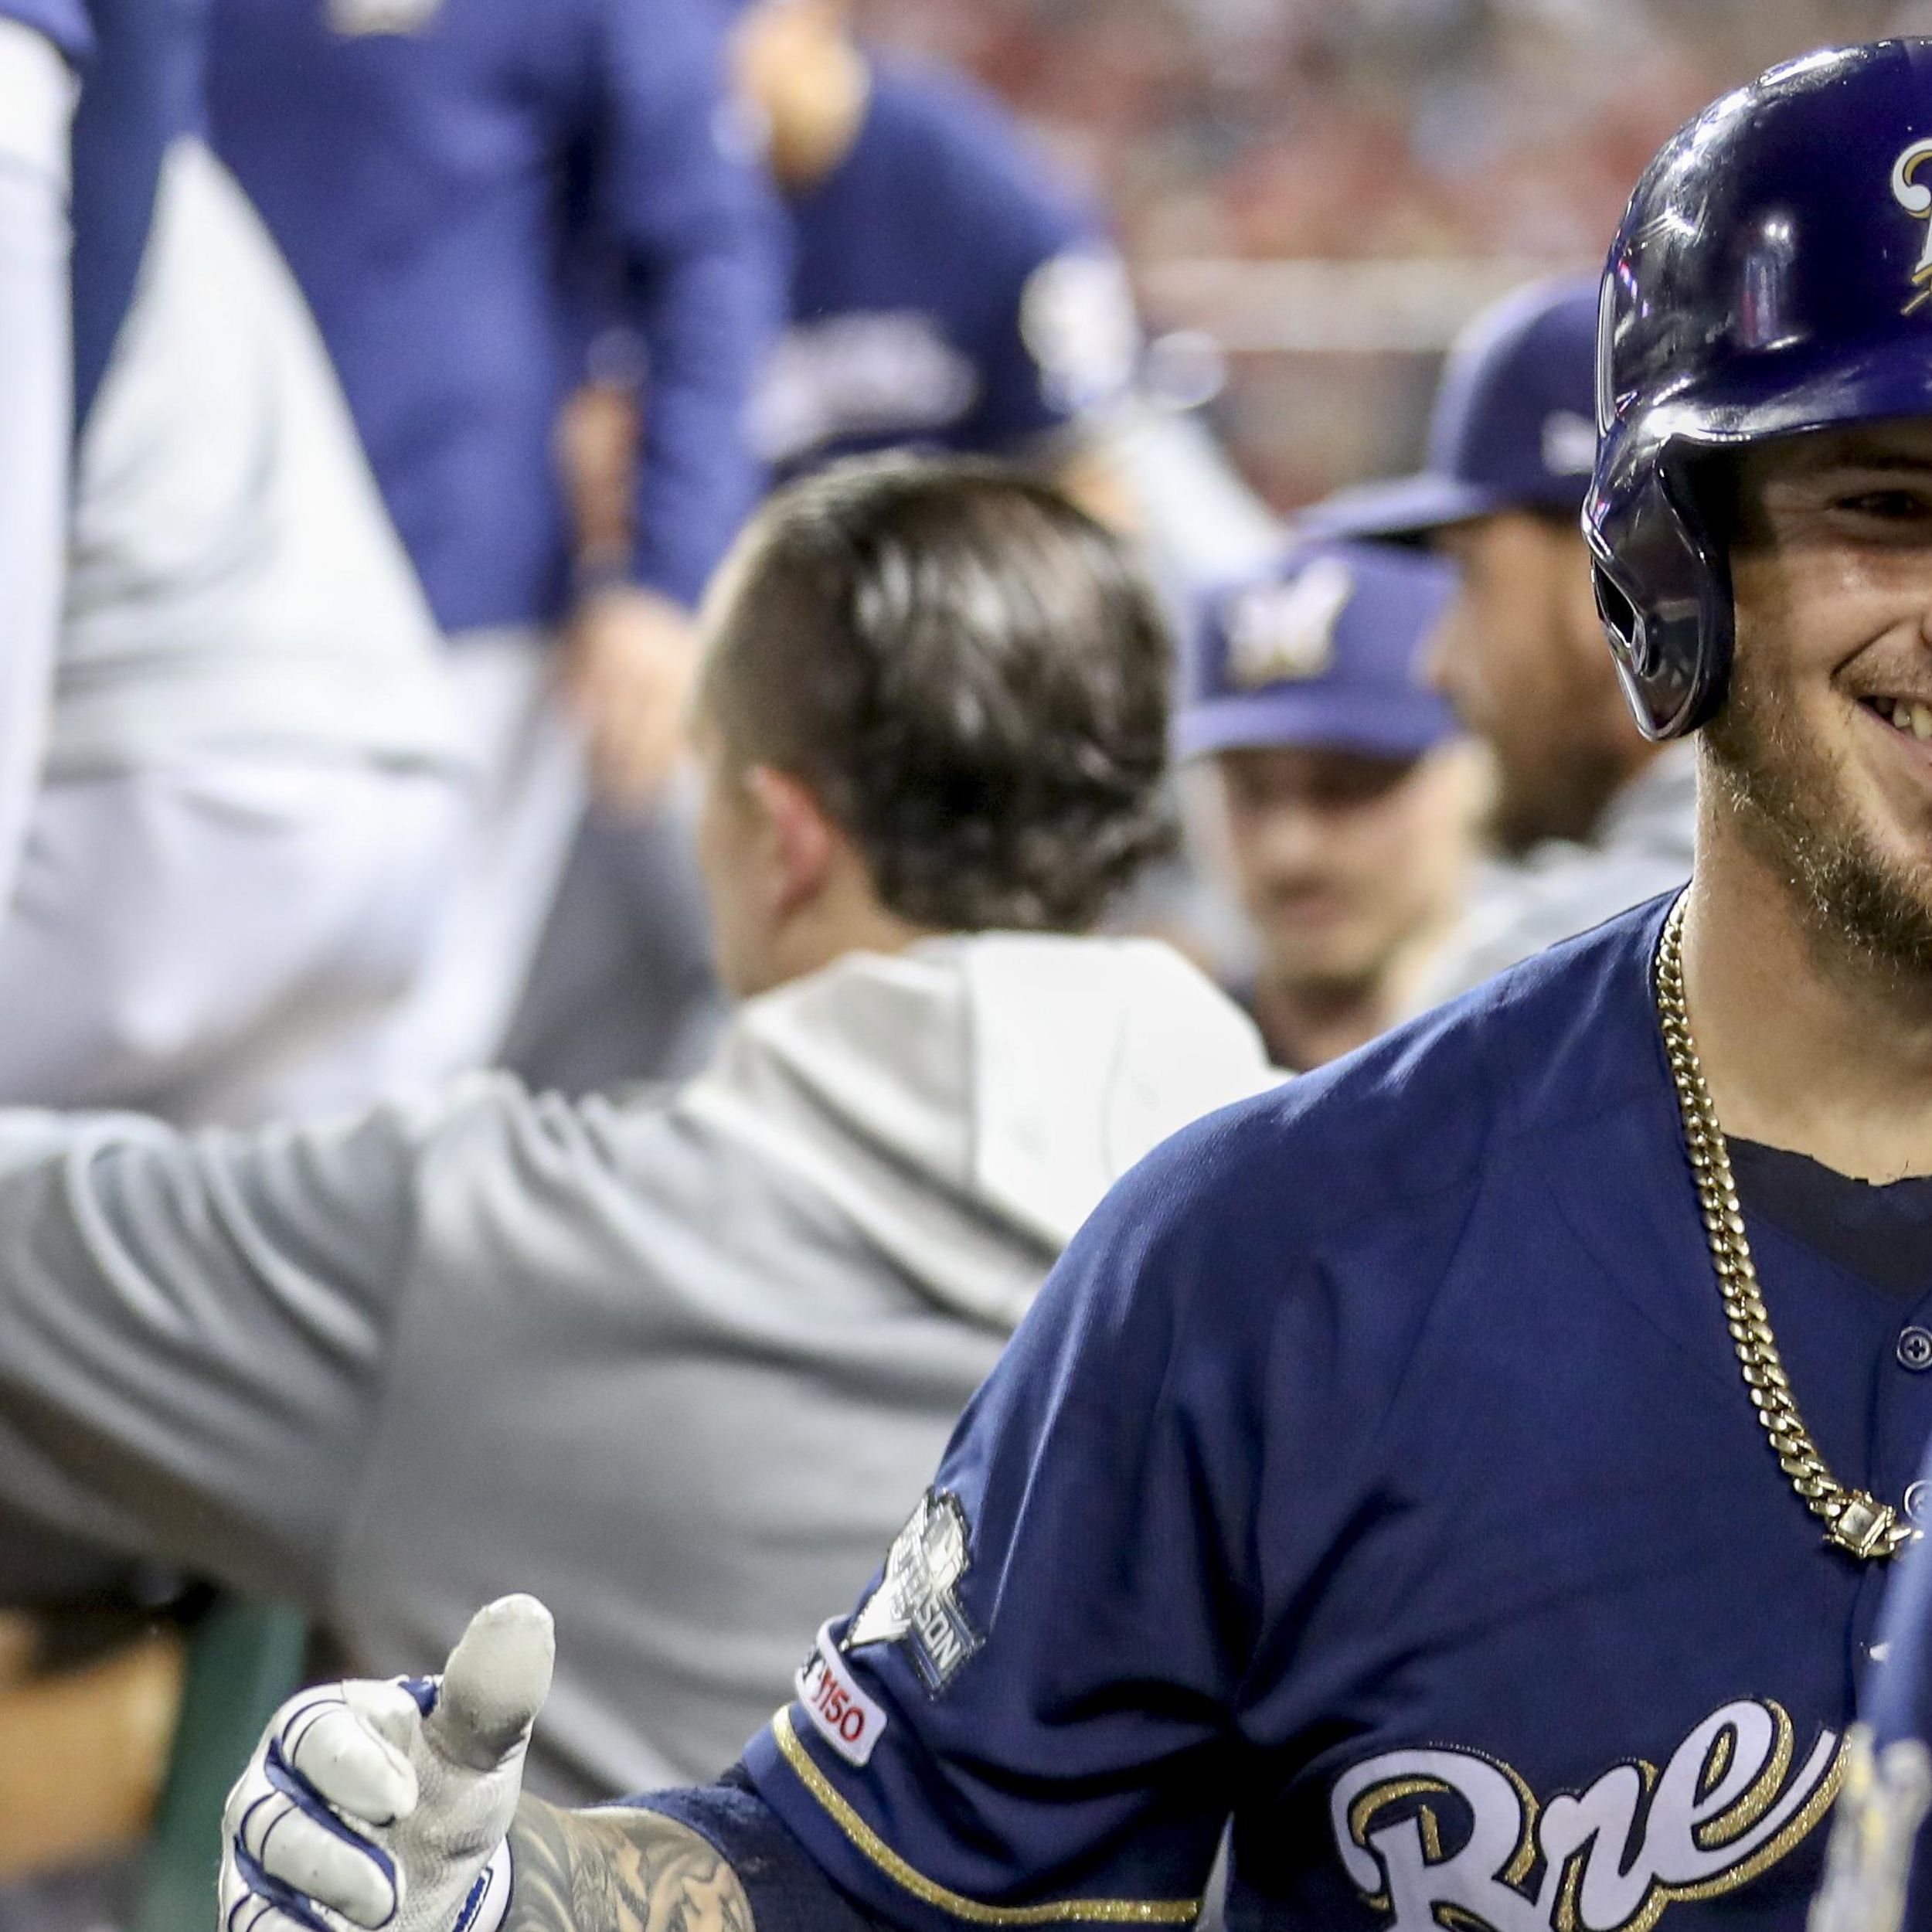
1655 898 1917 1562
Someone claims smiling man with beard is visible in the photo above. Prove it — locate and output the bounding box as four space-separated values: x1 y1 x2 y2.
217 40 1932 1932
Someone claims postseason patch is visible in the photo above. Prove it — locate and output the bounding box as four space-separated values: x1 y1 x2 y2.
845 1488 985 1694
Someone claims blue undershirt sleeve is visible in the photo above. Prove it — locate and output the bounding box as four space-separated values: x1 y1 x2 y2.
590 0 785 610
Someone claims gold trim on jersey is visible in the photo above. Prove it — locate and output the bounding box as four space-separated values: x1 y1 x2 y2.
770 1709 1202 1926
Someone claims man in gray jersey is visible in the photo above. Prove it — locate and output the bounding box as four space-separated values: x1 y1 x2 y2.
0 456 1274 1805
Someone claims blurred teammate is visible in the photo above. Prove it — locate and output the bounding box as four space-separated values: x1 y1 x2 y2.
1318 277 1695 1004
203 0 784 1100
0 0 464 1913
0 0 464 1125
0 0 151 1858
226 42 1932 1932
0 459 1272 1803
508 3 1151 1095
736 0 1137 493
1179 539 1478 1068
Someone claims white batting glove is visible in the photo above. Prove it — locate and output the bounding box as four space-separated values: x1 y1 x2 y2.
219 1597 556 1932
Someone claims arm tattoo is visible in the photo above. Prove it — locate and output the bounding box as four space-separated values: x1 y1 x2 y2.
507 1797 755 1932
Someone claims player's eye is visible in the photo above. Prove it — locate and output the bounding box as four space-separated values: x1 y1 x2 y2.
1832 486 1932 523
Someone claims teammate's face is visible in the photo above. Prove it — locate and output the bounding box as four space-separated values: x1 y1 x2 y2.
1712 423 1932 968
1430 513 1629 854
1214 743 1477 995
731 0 852 148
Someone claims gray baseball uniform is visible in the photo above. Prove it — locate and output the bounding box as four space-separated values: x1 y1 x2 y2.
0 934 1275 1802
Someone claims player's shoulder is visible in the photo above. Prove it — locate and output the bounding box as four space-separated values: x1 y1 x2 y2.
863 54 1095 239
1109 893 1675 1257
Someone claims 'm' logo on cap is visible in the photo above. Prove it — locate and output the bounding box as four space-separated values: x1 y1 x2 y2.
1890 139 1932 315
1540 410 1597 478
1227 560 1353 689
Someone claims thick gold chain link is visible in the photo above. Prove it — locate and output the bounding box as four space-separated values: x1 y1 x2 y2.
1655 899 1916 1561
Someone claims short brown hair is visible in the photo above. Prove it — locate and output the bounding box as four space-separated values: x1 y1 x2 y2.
701 455 1174 932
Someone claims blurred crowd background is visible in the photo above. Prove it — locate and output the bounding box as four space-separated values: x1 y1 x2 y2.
861 0 1916 500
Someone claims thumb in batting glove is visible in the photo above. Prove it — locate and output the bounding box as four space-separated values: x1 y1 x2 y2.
219 1596 556 1932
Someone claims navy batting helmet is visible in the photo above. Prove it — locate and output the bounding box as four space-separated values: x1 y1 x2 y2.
1589 39 1932 740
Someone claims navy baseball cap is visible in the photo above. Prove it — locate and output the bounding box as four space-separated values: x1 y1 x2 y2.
1177 539 1460 763
1304 275 1601 543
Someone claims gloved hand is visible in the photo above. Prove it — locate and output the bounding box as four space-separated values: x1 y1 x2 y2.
218 1597 555 1932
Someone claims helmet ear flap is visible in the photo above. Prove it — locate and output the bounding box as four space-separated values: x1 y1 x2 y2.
1585 436 1734 741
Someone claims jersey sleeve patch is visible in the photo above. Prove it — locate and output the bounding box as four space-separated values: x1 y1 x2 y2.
798 1623 888 1768
845 1488 984 1695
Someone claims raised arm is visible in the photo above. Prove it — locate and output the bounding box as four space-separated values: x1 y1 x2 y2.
590 0 782 617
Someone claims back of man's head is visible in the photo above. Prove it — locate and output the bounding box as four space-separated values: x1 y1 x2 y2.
699 454 1174 936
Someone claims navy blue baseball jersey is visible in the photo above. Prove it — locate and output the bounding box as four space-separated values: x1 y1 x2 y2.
0 0 88 60
759 59 1137 481
639 896 1932 1932
204 0 784 629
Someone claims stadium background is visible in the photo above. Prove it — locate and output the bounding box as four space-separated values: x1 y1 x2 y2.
860 0 1917 505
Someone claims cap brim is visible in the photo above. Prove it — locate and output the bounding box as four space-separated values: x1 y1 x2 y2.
1176 690 1456 764
1294 473 1504 543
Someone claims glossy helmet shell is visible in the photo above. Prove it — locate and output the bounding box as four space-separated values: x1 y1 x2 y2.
1588 39 1932 739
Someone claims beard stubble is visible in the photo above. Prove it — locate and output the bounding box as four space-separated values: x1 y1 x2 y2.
1703 648 1932 981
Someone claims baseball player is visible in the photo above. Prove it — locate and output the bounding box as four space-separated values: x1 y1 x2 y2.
0 458 1274 1804
0 0 471 1123
202 0 784 1102
1314 276 1697 1005
219 39 1932 1932
733 0 1137 492
1180 538 1478 1069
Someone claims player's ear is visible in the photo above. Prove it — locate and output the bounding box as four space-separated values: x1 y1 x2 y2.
744 764 838 918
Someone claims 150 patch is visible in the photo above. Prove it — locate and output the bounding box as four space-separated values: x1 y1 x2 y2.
797 1623 888 1767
